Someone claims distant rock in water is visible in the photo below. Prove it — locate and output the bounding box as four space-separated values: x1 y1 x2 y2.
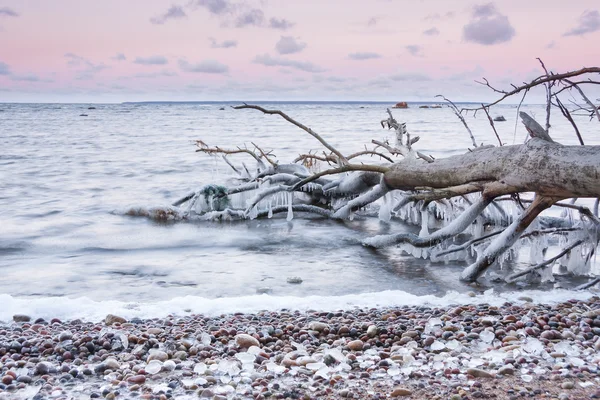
287 276 303 284
88 106 96 110
419 105 430 109
79 114 88 117
393 102 408 109
494 115 506 122
219 107 225 110
431 105 442 108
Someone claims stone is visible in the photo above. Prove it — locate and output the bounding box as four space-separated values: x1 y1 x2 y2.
367 325 378 337
12 315 31 323
147 350 169 362
561 381 574 390
390 387 412 397
347 340 364 351
103 357 120 370
286 277 303 284
494 115 507 122
35 362 51 375
308 321 329 332
235 334 259 349
393 102 408 109
467 368 494 378
497 366 515 375
147 328 163 335
105 314 126 325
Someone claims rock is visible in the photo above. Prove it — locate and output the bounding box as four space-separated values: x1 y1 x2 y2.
199 389 214 398
35 362 51 375
393 102 408 109
286 277 303 284
518 296 533 302
2 375 13 385
493 115 506 122
561 381 574 390
147 350 169 362
347 340 364 351
235 334 260 349
88 106 96 110
147 327 163 335
59 330 73 342
12 314 31 323
497 366 515 375
105 314 126 325
256 287 272 294
103 357 120 370
391 387 412 397
79 114 88 117
467 368 494 378
308 321 329 332
173 350 187 360
367 325 378 337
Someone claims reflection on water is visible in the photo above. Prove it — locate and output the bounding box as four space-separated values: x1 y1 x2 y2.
0 102 597 302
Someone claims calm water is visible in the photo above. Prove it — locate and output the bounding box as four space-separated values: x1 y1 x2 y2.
0 102 598 307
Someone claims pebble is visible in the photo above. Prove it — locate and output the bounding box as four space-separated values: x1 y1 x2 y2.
390 387 412 397
235 333 260 348
347 340 364 351
147 350 168 362
467 368 494 378
561 381 575 389
105 314 126 325
12 314 31 323
308 321 329 332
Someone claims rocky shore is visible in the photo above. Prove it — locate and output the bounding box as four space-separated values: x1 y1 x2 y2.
1 297 599 400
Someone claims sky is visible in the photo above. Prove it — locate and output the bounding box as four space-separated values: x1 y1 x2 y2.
0 0 599 102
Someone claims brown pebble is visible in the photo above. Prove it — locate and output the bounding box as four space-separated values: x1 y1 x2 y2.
347 340 364 351
391 387 412 397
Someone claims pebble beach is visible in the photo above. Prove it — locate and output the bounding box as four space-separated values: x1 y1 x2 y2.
1 296 599 400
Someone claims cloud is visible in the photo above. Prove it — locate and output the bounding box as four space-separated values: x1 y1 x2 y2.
134 55 168 65
253 54 325 73
193 0 230 15
269 17 294 30
424 11 454 21
564 10 600 36
389 72 431 81
546 41 556 49
10 74 52 83
235 8 264 27
0 61 10 75
275 36 306 54
405 45 423 57
132 70 178 79
150 5 187 24
64 53 109 79
112 53 127 61
209 37 237 48
423 27 439 36
463 3 515 45
178 59 229 74
348 52 381 60
0 7 18 17
367 17 380 27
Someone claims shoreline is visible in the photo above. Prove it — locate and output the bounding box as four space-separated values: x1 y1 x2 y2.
0 298 599 399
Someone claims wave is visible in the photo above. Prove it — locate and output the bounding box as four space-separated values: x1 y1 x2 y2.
0 289 595 323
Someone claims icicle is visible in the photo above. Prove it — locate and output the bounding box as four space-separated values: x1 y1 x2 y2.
419 209 429 236
286 192 294 221
378 194 392 222
268 201 273 218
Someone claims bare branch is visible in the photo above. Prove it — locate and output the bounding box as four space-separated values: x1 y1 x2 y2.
556 98 585 145
233 104 349 165
481 104 503 146
564 78 600 122
435 95 478 147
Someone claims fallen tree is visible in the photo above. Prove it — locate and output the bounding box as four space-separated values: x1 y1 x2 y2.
126 64 600 285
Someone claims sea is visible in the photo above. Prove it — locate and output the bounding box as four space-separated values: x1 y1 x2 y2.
0 101 598 322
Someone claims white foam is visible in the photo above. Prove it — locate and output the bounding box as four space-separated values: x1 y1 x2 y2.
0 289 595 323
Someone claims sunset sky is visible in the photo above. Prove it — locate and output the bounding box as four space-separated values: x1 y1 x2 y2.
0 0 599 102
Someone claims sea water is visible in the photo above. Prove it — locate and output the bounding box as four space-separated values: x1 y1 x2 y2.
0 101 598 321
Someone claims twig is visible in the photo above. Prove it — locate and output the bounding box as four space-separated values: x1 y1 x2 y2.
251 142 278 167
537 58 553 132
564 78 600 122
233 104 349 165
576 277 600 291
436 95 478 148
555 98 585 145
481 104 502 146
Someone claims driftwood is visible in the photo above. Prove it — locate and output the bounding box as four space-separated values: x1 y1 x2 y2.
128 64 600 286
